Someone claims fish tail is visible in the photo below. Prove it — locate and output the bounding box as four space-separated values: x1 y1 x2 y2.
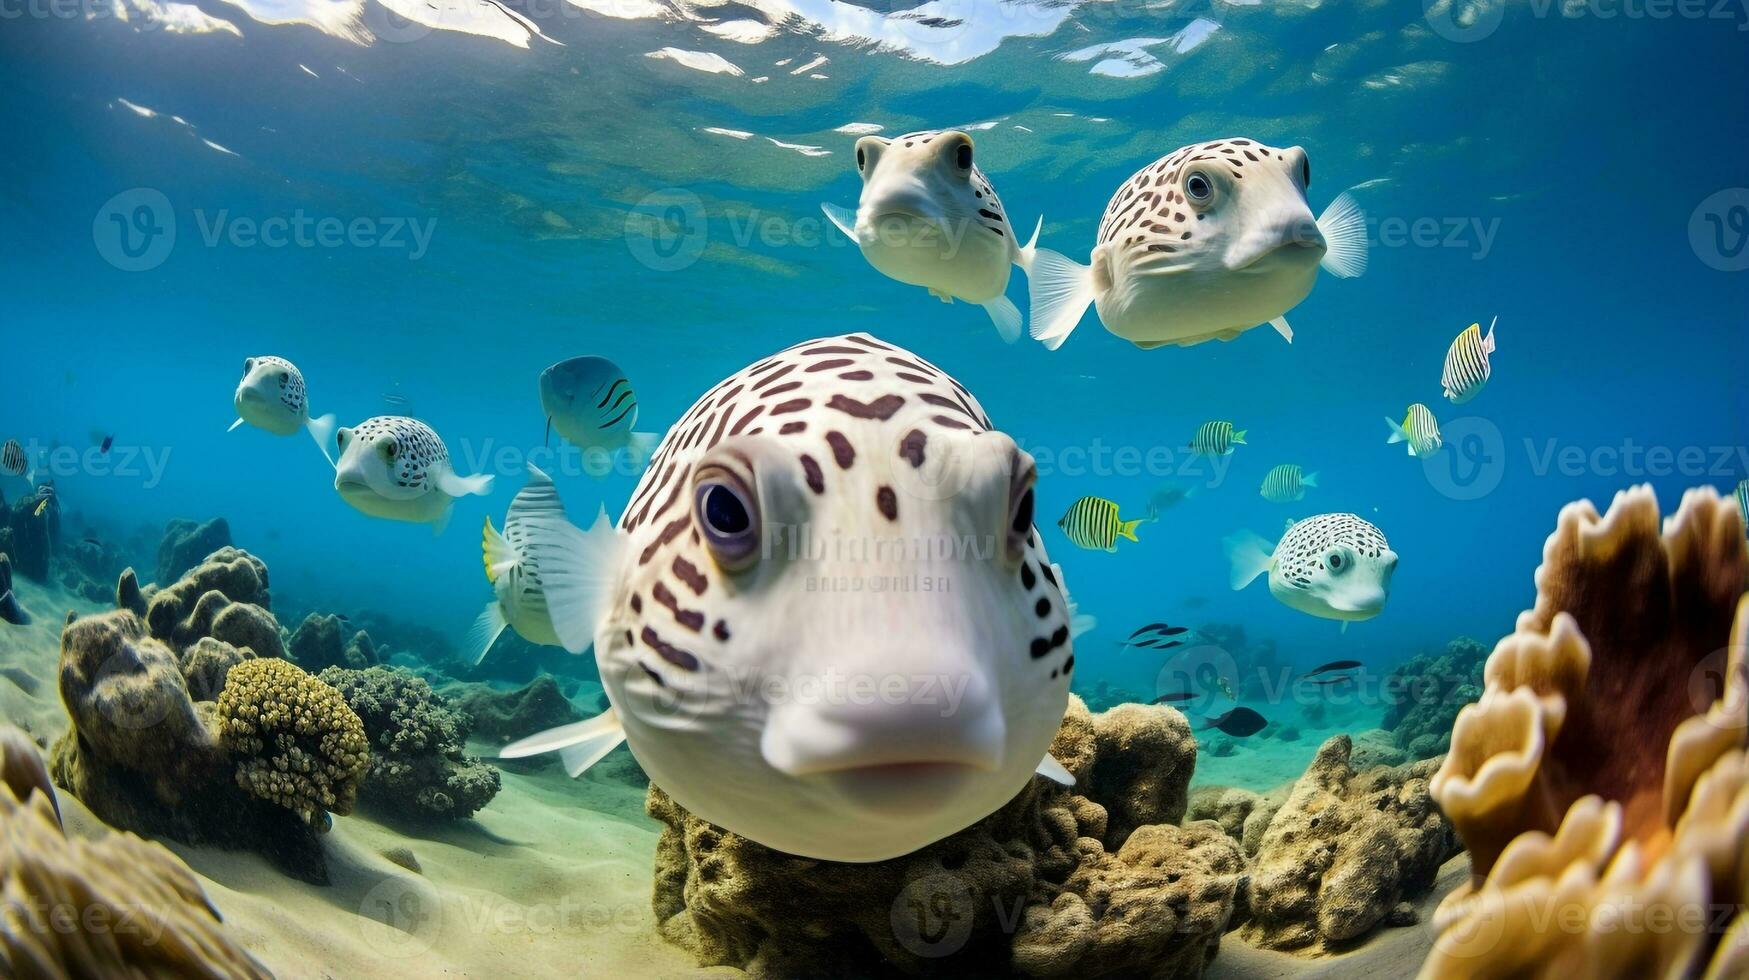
1302 471 1319 488
1483 315 1498 354
1231 429 1248 445
1015 215 1043 272
1223 530 1273 590
1118 518 1142 543
499 708 627 779
465 601 508 666
1315 191 1369 278
305 413 337 468
1384 416 1409 445
1025 247 1094 351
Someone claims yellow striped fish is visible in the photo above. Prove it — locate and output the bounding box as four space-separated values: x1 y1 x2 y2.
1736 479 1748 536
1057 496 1151 553
1189 421 1246 457
1442 316 1497 404
1260 464 1318 503
1386 403 1443 458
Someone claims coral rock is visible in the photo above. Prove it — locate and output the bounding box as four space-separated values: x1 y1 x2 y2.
289 612 381 671
218 658 370 825
1239 735 1460 951
142 547 273 653
647 696 1239 978
155 517 232 586
116 565 148 617
1426 485 1749 978
452 675 583 742
318 666 500 820
3 725 270 979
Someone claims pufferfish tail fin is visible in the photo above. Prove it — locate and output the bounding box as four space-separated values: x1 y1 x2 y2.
465 601 508 666
1026 247 1094 351
305 413 337 468
518 506 624 654
500 707 627 778
1224 530 1275 591
1315 191 1368 279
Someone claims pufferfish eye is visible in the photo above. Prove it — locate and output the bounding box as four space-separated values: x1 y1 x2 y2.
1300 156 1311 188
856 146 865 171
381 440 399 461
694 467 760 571
1324 550 1347 573
242 357 255 374
955 142 973 171
1185 171 1213 202
278 371 290 383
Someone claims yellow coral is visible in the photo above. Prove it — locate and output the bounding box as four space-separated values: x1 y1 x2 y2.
216 658 369 825
1424 486 1749 979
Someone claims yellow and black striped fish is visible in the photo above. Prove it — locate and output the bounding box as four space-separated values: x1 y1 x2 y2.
1189 421 1246 457
0 440 26 479
1057 495 1150 553
1736 479 1748 536
1386 403 1443 458
1442 316 1497 405
1260 464 1318 503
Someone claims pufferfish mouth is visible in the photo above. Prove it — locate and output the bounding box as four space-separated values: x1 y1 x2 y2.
812 760 990 817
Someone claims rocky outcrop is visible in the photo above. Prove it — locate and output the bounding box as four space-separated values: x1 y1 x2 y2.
288 612 381 672
451 675 581 742
155 517 232 586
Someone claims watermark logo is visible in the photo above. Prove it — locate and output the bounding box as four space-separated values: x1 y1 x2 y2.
625 190 708 272
1424 0 1507 42
93 188 175 272
1690 188 1749 272
1423 416 1507 501
357 876 442 958
889 873 975 958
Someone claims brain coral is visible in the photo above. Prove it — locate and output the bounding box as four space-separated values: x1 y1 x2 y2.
647 695 1241 978
1425 485 1749 978
2 725 270 979
218 657 369 826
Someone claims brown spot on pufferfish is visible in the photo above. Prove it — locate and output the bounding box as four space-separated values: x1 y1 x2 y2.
827 393 904 421
825 431 855 469
899 429 927 468
800 454 825 494
876 486 897 521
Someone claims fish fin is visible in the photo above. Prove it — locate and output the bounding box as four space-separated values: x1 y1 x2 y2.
1340 621 1351 635
437 469 495 498
1015 215 1043 272
1069 612 1097 640
499 708 627 779
466 602 509 665
981 295 1022 344
1315 191 1368 278
1268 316 1293 343
1232 430 1248 445
1035 753 1074 787
1483 315 1498 354
227 417 245 433
1118 519 1142 543
482 516 517 583
820 202 858 241
507 464 566 525
1223 530 1274 590
305 413 337 468
519 507 622 654
625 432 661 469
1025 247 1094 351
1385 416 1408 445
1302 471 1319 488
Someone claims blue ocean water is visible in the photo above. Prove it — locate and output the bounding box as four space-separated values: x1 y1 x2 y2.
4 0 1748 781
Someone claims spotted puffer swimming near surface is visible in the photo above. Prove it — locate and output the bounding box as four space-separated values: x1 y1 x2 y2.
502 333 1081 862
229 355 337 465
822 130 1041 343
1027 138 1368 351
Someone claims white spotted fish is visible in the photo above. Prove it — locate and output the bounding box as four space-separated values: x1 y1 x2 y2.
1442 316 1498 404
822 130 1041 343
1189 420 1246 457
1386 403 1444 458
332 416 493 533
467 465 570 665
1027 138 1368 351
1260 464 1317 503
539 356 659 465
1224 514 1397 624
501 333 1079 862
228 356 337 466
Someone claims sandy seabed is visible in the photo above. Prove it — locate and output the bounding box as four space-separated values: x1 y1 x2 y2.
1 573 1457 979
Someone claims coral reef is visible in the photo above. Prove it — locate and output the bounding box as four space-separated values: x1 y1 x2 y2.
1426 485 1749 977
155 516 232 586
218 657 370 826
116 565 147 616
3 485 57 582
0 552 29 625
2 725 271 979
318 666 500 820
1348 728 1408 770
648 695 1241 978
451 674 582 742
1186 784 1288 859
1238 735 1460 951
50 594 357 881
140 547 281 658
1380 636 1486 757
288 612 382 672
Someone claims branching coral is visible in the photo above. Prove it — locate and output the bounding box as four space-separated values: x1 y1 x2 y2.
3 725 270 979
1425 485 1749 978
217 658 369 826
317 666 499 820
647 696 1240 978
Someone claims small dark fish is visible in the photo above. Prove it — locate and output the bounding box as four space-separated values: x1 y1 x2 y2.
1151 691 1196 704
1201 707 1267 738
1302 660 1363 677
99 435 114 454
1128 622 1173 639
81 537 102 547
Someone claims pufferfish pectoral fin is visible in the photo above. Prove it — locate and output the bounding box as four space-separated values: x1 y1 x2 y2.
1035 753 1075 787
500 708 627 779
